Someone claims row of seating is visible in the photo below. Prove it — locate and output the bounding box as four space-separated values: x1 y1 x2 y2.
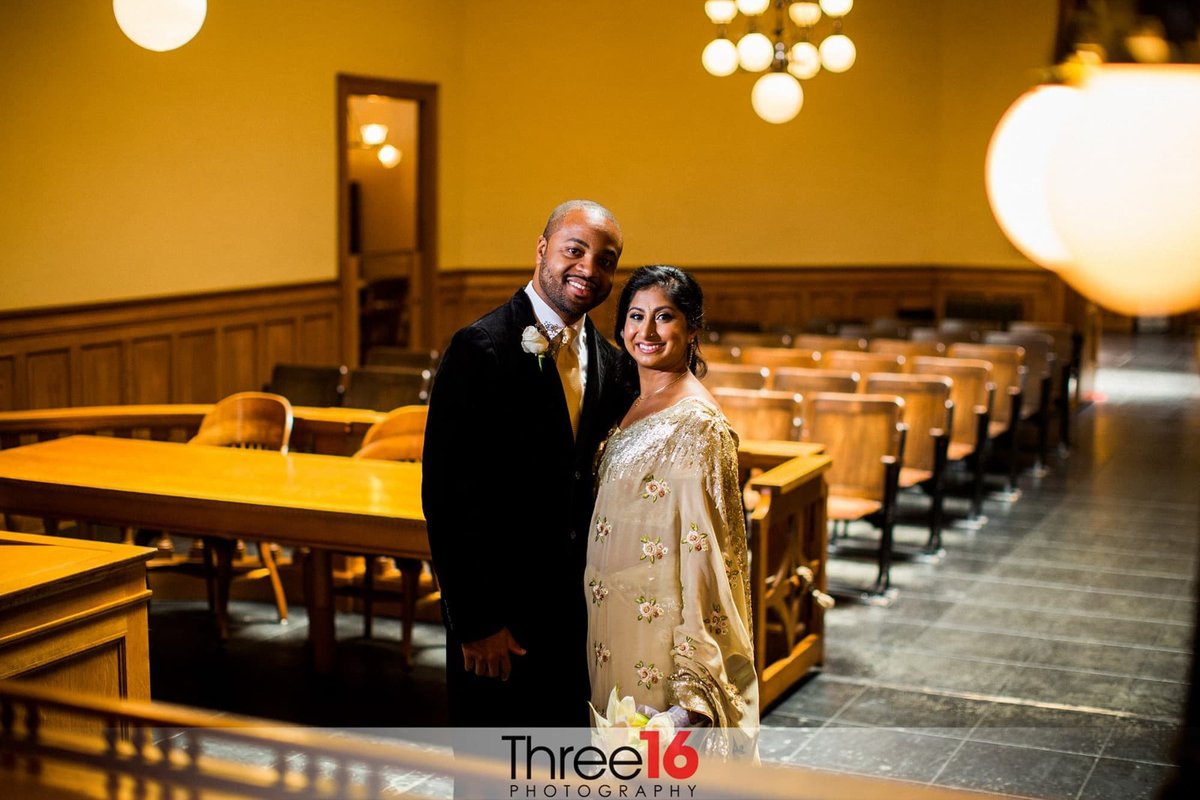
709 335 1062 471
263 347 439 410
709 348 1046 598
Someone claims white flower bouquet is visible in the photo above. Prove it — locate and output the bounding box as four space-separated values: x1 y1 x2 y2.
589 687 676 752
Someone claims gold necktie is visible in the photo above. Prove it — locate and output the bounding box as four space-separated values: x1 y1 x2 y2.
557 327 582 437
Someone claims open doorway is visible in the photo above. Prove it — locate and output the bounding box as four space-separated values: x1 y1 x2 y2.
337 75 437 365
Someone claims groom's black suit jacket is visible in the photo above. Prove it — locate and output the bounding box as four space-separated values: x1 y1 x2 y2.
422 289 631 727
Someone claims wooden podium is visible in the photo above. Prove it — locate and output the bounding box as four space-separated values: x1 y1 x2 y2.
0 532 153 722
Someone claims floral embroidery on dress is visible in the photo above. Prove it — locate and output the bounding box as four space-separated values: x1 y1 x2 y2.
724 556 741 580
639 536 668 565
635 595 665 623
594 641 611 665
594 517 612 542
705 603 730 636
589 579 609 605
674 636 696 658
682 523 710 553
640 474 670 502
635 660 664 688
722 680 746 711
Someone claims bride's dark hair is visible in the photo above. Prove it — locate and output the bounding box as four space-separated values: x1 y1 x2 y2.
613 265 708 380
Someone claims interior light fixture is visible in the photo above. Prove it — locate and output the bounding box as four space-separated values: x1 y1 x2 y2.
113 0 207 52
986 1 1200 316
699 0 856 123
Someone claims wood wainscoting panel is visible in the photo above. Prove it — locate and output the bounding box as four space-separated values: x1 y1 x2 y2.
80 343 124 407
0 283 340 411
222 324 259 396
265 318 298 374
27 349 71 409
175 330 220 402
130 336 172 403
0 357 15 411
300 312 340 364
434 266 1070 350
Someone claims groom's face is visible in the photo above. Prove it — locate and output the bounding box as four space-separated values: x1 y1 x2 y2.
534 208 622 323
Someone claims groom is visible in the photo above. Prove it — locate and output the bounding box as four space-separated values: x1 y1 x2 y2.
422 200 632 728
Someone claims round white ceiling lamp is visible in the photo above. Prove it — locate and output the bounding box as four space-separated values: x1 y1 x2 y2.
819 32 857 73
113 0 207 52
988 66 1200 316
704 1 738 25
702 37 740 77
985 84 1080 273
737 31 775 72
752 71 804 123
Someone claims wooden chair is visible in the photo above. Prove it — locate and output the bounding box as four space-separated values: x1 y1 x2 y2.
701 343 743 364
864 374 954 553
741 346 820 371
1009 321 1076 448
702 363 769 391
770 367 859 395
911 326 976 346
949 343 1026 493
790 334 868 354
868 317 913 339
347 406 431 665
986 331 1056 472
801 392 906 597
343 366 432 410
939 317 1002 338
711 388 802 442
819 350 906 375
263 364 347 408
912 356 994 521
363 346 441 372
161 392 294 639
868 337 945 361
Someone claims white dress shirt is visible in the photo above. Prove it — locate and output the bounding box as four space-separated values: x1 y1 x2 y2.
524 281 589 395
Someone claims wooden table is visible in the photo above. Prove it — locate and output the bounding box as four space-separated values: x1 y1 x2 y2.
1 531 154 730
0 435 426 673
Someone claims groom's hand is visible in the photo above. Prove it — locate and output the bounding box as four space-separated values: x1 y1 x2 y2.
462 628 527 680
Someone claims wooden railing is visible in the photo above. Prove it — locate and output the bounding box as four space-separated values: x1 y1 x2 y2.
0 679 993 800
746 454 832 708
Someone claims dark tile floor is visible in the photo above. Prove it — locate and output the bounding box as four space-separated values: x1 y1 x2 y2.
147 333 1199 800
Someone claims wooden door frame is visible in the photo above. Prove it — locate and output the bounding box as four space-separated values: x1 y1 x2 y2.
336 74 438 365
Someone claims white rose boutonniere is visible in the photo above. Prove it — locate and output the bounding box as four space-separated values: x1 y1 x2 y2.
521 325 551 370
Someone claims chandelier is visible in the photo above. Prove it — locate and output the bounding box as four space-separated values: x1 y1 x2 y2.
700 0 857 124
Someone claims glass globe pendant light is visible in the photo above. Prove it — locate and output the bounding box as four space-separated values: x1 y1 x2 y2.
113 0 207 52
819 31 856 72
702 37 740 76
753 43 804 123
736 0 771 15
704 0 738 24
737 30 775 72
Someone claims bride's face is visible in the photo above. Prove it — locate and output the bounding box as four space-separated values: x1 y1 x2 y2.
622 285 694 372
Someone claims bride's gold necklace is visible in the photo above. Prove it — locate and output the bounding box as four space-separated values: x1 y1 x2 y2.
632 371 687 409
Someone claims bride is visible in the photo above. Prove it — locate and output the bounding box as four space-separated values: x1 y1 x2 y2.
585 265 758 757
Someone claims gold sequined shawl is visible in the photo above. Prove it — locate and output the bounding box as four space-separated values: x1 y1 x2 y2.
586 397 758 759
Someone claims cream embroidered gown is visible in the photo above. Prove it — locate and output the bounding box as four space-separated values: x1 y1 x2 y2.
585 396 759 748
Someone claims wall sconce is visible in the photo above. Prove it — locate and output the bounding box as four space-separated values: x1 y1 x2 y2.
113 0 207 52
351 122 403 169
986 1 1200 316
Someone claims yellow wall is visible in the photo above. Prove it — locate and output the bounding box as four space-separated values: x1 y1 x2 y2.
0 1 1057 312
0 0 466 311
